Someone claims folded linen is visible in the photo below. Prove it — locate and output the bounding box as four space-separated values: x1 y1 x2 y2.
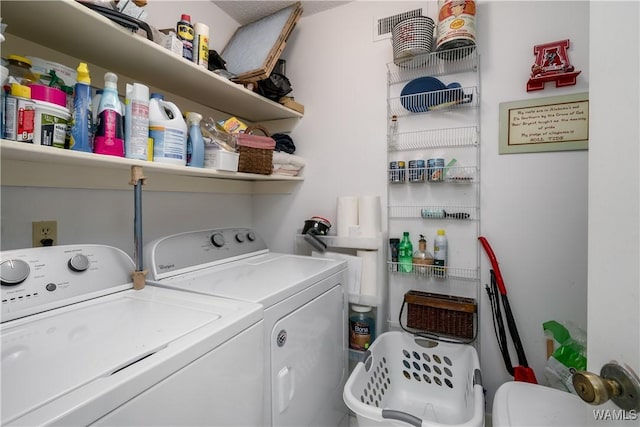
273 151 306 168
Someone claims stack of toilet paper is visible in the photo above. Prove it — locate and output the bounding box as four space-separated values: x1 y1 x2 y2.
336 195 381 238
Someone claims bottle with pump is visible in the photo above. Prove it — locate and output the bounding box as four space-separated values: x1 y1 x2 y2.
70 62 93 152
186 112 204 167
124 82 150 160
94 72 124 157
413 234 434 275
398 231 413 273
177 14 194 62
433 229 448 277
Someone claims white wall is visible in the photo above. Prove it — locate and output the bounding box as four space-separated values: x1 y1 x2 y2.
257 0 590 412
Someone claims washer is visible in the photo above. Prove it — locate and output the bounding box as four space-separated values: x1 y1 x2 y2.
145 227 349 427
1 244 264 427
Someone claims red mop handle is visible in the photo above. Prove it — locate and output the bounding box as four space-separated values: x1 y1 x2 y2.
478 236 507 295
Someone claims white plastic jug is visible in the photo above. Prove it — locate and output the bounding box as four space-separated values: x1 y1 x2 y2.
149 93 187 165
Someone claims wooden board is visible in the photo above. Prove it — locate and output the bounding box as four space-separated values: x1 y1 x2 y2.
222 2 302 83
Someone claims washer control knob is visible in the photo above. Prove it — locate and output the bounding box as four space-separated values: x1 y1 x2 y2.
235 233 246 243
211 233 225 248
68 254 90 272
247 231 256 242
46 283 57 292
0 259 30 286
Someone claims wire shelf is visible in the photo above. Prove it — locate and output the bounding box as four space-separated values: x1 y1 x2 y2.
388 205 478 221
388 164 478 184
388 262 479 281
389 126 478 152
387 46 478 85
389 86 478 117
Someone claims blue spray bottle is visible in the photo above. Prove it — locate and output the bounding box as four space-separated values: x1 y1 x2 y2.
70 62 93 152
186 112 204 168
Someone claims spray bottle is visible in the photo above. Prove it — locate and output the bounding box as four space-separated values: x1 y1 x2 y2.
186 112 204 167
94 72 124 157
177 14 194 62
124 82 150 160
70 62 93 152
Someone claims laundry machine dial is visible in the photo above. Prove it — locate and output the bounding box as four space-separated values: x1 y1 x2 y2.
235 233 245 243
211 233 225 248
0 259 30 286
68 254 90 272
247 231 256 241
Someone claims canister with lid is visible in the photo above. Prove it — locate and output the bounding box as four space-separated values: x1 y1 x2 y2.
349 305 375 351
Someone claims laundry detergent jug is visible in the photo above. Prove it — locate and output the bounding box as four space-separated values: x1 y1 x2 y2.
149 93 187 165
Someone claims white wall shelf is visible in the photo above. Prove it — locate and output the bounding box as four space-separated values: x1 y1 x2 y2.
1 141 302 194
0 0 302 123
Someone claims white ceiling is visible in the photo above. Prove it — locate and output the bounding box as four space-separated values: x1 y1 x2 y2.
212 1 350 25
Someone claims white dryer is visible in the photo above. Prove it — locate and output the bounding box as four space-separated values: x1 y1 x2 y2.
1 244 264 427
145 227 349 427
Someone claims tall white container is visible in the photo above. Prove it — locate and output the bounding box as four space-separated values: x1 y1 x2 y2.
193 22 210 70
149 93 187 166
433 229 448 277
124 83 150 160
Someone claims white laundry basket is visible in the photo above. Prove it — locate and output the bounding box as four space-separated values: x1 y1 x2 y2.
344 331 484 427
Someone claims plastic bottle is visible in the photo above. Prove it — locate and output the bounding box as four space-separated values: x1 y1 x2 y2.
389 238 400 272
349 305 375 351
124 82 150 160
186 112 205 167
70 62 93 152
389 115 398 148
398 231 413 273
413 234 434 275
433 229 448 277
94 72 124 157
193 22 209 69
149 93 188 166
177 14 194 62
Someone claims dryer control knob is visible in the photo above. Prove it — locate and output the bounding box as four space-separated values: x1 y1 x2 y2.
68 254 90 272
235 233 246 243
0 259 30 286
211 233 226 248
247 231 256 242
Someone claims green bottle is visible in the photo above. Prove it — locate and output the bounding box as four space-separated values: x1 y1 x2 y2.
398 232 413 273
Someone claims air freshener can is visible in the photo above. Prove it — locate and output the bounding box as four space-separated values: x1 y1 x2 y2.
436 0 477 54
409 159 425 183
389 161 406 183
427 158 445 182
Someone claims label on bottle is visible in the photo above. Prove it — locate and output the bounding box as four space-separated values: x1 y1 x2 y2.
177 22 194 61
151 126 186 162
349 319 371 350
94 109 124 155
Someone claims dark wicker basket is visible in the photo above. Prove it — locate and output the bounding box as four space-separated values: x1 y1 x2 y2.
237 125 275 175
404 290 476 340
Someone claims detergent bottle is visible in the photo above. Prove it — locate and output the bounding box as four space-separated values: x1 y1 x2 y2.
70 62 93 152
94 72 124 157
186 112 204 168
149 93 187 165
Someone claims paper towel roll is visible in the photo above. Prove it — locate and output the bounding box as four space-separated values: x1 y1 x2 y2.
337 196 359 237
358 249 378 297
358 195 381 237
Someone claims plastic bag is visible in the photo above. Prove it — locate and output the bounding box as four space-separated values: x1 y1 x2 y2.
543 320 587 394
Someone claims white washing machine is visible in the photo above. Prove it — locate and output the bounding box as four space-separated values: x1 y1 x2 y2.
1 244 264 427
145 227 349 427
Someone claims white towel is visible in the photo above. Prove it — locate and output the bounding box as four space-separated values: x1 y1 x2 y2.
272 151 306 168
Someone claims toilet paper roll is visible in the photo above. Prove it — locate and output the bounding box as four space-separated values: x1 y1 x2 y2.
337 196 359 237
358 249 378 297
358 195 381 237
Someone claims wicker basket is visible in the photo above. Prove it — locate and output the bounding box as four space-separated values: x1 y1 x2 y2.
237 125 275 175
404 290 476 340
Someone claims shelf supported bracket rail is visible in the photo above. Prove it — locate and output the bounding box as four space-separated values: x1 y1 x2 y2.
129 165 147 290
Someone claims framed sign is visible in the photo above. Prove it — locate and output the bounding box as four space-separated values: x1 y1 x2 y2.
499 92 589 154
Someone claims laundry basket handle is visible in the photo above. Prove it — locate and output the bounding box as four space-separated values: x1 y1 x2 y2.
382 409 422 427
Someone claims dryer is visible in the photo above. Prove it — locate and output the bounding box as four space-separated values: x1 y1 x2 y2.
145 227 349 427
1 244 264 426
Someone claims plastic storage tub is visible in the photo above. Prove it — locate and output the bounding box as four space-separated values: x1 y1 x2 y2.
343 331 484 427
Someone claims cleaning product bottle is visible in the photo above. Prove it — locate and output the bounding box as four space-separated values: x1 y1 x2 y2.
177 14 194 62
349 305 375 351
413 234 434 275
186 111 204 167
94 72 124 157
398 231 413 273
149 93 187 166
124 82 150 160
193 22 210 69
70 62 93 152
433 229 448 277
389 115 398 149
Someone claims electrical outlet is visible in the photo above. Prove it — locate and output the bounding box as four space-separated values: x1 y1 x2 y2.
32 220 57 247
